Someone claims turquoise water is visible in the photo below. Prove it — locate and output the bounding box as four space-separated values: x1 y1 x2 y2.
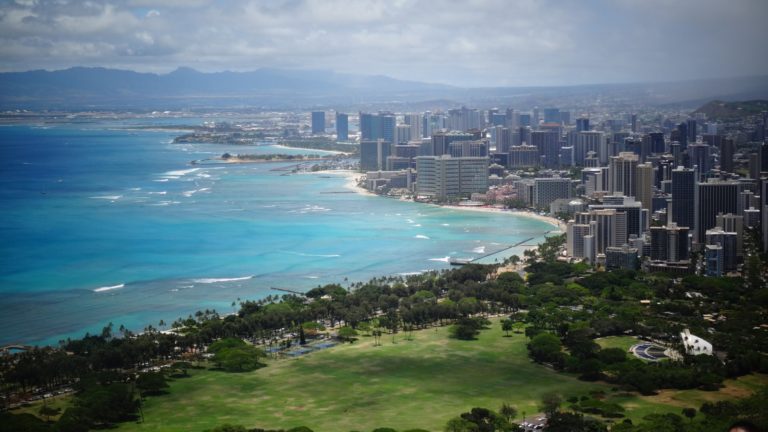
0 120 556 346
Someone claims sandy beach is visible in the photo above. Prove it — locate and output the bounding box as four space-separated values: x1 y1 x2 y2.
439 205 566 232
305 170 565 232
271 144 346 155
302 169 377 196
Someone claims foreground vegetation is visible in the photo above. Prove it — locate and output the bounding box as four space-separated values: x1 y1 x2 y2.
3 235 767 431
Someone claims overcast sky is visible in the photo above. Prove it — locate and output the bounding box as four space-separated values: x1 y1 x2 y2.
1 0 766 87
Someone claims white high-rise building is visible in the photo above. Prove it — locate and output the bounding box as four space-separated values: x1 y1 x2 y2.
404 113 422 140
415 155 489 200
609 152 639 198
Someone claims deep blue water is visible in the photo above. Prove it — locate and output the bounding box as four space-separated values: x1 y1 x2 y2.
0 121 556 346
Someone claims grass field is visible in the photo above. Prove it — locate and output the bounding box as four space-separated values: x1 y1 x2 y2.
111 318 760 432
595 335 640 352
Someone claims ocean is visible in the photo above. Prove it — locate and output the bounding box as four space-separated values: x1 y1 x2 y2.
0 119 557 346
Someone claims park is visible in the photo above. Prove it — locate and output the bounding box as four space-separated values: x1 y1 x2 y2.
102 318 766 432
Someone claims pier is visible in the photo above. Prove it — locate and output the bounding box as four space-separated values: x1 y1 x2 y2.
271 287 307 296
449 237 534 265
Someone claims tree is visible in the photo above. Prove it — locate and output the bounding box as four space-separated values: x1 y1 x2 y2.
445 417 480 432
540 392 563 417
213 345 265 372
501 319 513 337
337 326 358 343
499 403 518 422
528 333 563 364
682 407 696 421
450 318 483 340
136 371 169 396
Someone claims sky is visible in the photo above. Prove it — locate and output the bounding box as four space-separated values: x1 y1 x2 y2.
0 0 767 87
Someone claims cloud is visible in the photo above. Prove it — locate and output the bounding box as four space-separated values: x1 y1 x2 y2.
0 0 766 86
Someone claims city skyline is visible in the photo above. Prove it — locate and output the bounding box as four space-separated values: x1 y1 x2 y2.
1 0 767 87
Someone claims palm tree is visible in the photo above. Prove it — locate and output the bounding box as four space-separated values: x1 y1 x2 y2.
499 403 518 423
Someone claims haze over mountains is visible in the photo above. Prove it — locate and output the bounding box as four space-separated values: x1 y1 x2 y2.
2 66 767 111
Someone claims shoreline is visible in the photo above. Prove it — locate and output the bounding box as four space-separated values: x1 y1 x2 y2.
270 144 346 155
307 169 565 232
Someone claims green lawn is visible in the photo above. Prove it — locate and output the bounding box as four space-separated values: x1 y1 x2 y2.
595 335 640 352
119 319 614 431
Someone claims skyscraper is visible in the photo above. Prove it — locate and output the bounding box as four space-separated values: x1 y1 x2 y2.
360 139 391 171
646 132 665 154
404 113 422 141
575 131 604 166
694 180 742 244
530 130 561 168
671 167 695 231
311 111 325 134
609 152 639 198
359 112 396 144
576 117 590 132
533 178 572 209
688 143 711 180
415 155 489 199
335 112 348 141
636 163 654 212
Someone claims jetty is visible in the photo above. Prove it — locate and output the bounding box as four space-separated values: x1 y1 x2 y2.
449 237 534 266
271 287 307 296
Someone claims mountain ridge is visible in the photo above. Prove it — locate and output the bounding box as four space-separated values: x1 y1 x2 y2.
2 66 767 110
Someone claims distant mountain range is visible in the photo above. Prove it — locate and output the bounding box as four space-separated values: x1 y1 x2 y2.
1 66 767 110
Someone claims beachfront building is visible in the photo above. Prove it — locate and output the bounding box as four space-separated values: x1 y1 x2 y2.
360 139 391 172
533 178 572 210
415 155 489 200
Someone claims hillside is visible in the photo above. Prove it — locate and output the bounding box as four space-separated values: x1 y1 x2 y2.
694 99 768 121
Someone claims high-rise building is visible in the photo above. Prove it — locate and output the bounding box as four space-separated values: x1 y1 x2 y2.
404 113 422 141
606 244 639 270
530 130 561 168
396 124 412 144
448 140 488 157
688 143 711 179
567 222 591 259
360 139 391 171
589 195 645 240
447 107 482 131
694 180 742 244
543 108 561 124
650 223 690 262
576 117 590 132
533 178 572 209
430 131 476 156
646 132 665 154
415 155 489 200
676 122 689 150
763 179 768 253
609 152 639 198
671 167 695 232
573 209 628 263
716 213 744 259
359 112 396 144
636 163 654 212
575 131 604 166
705 244 724 276
705 227 738 272
717 137 735 173
508 145 539 168
335 112 348 141
760 142 768 174
686 118 697 143
311 111 325 134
